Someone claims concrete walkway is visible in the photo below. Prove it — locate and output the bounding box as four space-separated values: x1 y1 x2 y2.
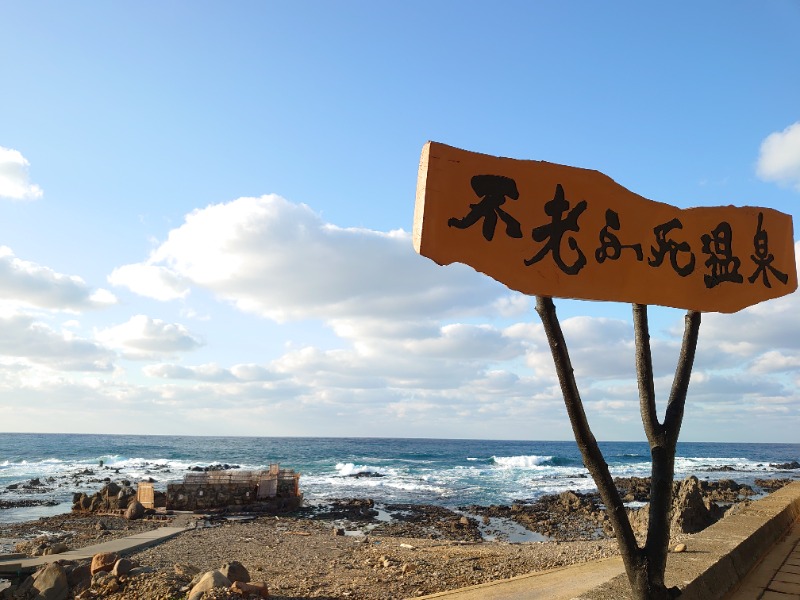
413 555 624 600
725 517 800 600
0 526 188 576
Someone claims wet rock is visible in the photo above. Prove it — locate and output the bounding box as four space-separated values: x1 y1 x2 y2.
348 471 384 478
755 477 794 492
770 461 800 470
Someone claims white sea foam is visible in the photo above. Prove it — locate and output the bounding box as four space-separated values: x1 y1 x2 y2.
335 462 383 477
492 455 553 468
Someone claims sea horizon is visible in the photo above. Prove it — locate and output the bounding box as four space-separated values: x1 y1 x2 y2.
2 433 798 525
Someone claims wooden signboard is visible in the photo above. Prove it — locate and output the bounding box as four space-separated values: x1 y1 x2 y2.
414 142 796 313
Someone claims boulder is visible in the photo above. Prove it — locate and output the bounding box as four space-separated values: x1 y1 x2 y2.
125 499 145 520
671 476 716 534
91 551 119 575
231 580 270 597
32 562 68 600
220 560 250 583
103 482 122 497
112 557 135 577
66 562 92 593
188 570 232 600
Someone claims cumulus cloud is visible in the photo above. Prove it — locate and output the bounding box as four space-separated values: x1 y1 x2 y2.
95 315 203 359
0 313 113 371
0 246 117 311
110 195 513 322
0 146 43 201
108 264 190 301
757 121 800 191
144 362 285 383
699 253 800 359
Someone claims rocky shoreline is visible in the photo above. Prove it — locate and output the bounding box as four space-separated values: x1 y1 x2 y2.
0 475 796 599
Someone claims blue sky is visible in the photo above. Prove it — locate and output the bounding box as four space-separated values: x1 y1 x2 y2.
1 1 799 442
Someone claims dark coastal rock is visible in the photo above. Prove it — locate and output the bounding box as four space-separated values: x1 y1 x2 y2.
104 482 121 497
310 498 378 522
381 503 484 542
770 461 800 470
0 498 58 509
614 476 651 502
703 478 755 502
466 490 609 541
755 477 795 492
348 471 385 478
614 475 754 504
125 499 145 520
671 475 719 534
188 463 241 472
220 560 250 583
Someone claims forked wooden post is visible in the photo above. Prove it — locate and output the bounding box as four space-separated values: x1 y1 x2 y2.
536 296 700 599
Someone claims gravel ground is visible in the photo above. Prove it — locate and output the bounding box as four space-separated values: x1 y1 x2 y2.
125 515 619 599
1 507 619 599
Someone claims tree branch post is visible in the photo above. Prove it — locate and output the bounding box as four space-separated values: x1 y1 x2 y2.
535 296 645 588
537 296 701 599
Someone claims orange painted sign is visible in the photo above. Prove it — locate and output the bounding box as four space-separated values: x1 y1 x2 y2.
414 142 797 313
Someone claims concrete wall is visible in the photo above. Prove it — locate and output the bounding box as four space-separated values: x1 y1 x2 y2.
579 481 800 599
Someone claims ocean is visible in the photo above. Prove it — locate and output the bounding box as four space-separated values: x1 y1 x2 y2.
1 434 798 525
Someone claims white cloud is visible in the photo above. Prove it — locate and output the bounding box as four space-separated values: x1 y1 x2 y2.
0 246 117 311
108 264 189 301
95 315 203 359
700 278 800 357
143 363 237 382
748 350 800 374
756 121 800 191
110 195 512 322
0 146 43 201
0 313 113 371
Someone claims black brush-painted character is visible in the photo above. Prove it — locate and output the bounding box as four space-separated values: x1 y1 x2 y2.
648 218 695 277
748 212 789 288
448 174 523 241
701 222 743 288
595 209 644 263
524 183 587 275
